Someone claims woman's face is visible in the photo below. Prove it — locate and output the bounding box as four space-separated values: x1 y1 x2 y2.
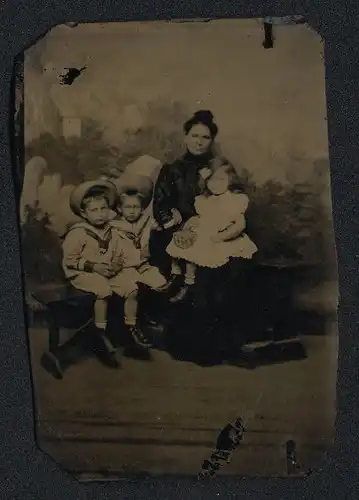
184 123 213 156
207 169 229 195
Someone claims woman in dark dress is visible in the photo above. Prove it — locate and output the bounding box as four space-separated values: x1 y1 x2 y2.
151 110 219 299
150 110 256 366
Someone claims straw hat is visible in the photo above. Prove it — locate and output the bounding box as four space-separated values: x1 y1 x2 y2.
113 173 154 209
69 179 117 216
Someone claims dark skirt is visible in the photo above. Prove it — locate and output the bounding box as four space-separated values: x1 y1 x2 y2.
160 257 255 365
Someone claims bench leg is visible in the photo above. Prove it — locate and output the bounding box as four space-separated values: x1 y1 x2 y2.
40 312 63 380
47 314 60 354
41 317 95 380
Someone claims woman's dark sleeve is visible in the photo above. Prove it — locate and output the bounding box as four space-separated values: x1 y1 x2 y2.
152 164 177 226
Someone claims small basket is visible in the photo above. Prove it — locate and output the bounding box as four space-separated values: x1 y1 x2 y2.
173 229 197 249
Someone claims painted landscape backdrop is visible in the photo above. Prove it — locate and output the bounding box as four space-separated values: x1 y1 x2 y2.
22 19 337 315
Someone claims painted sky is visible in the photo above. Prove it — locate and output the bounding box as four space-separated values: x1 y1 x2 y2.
25 19 328 184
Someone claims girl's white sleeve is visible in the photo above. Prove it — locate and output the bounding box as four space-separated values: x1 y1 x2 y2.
194 196 206 216
233 193 249 214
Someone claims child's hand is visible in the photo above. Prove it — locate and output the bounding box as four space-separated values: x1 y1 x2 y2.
110 262 124 276
110 254 125 275
93 263 114 278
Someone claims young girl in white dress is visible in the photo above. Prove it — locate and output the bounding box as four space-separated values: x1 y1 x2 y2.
165 160 258 300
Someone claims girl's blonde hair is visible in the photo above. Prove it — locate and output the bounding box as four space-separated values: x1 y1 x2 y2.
200 157 245 196
118 191 145 208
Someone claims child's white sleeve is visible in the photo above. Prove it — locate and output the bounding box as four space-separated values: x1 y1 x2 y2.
235 193 249 213
194 195 206 215
62 229 86 271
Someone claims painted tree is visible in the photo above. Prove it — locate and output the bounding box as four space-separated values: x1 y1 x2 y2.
24 40 62 143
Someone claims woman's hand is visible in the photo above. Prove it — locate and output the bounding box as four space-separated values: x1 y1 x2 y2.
150 219 162 231
163 209 183 230
217 217 246 242
170 208 182 227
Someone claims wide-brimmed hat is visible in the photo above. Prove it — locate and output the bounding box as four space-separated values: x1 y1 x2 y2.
69 179 117 216
113 173 154 209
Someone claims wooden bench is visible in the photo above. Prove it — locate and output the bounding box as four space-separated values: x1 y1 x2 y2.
29 283 96 379
164 258 310 367
28 282 164 378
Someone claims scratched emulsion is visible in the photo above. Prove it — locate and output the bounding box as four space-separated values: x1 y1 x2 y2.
20 19 338 479
59 66 87 86
198 418 246 478
262 16 306 49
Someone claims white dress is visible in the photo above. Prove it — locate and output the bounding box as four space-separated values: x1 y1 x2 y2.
166 191 258 268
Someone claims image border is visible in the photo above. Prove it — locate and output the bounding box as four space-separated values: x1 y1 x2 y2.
1 2 357 498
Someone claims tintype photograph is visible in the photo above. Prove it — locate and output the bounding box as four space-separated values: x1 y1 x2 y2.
19 19 338 479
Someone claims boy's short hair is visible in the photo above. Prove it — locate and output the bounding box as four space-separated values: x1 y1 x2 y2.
118 189 145 207
81 186 111 210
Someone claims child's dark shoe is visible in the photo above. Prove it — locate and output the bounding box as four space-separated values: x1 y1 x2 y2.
123 325 153 361
123 343 153 361
169 284 190 303
128 325 152 348
164 274 183 294
92 328 121 369
41 352 64 380
101 351 121 369
96 343 121 369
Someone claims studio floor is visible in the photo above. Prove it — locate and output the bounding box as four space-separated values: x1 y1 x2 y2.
29 324 338 480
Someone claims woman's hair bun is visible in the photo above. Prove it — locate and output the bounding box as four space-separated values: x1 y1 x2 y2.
193 110 214 123
183 109 218 138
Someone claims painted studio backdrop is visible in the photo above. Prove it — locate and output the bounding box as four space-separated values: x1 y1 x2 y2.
20 19 338 479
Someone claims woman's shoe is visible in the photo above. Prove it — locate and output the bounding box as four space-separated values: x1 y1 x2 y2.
228 348 257 370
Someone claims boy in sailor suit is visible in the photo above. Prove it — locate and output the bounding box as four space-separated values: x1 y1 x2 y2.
62 179 130 367
110 174 168 346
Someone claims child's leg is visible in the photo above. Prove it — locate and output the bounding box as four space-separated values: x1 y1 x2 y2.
92 297 117 358
171 258 182 277
124 289 152 348
169 261 196 303
110 269 139 320
70 272 112 332
70 273 118 365
110 269 151 348
184 262 196 285
94 298 108 330
124 290 139 327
